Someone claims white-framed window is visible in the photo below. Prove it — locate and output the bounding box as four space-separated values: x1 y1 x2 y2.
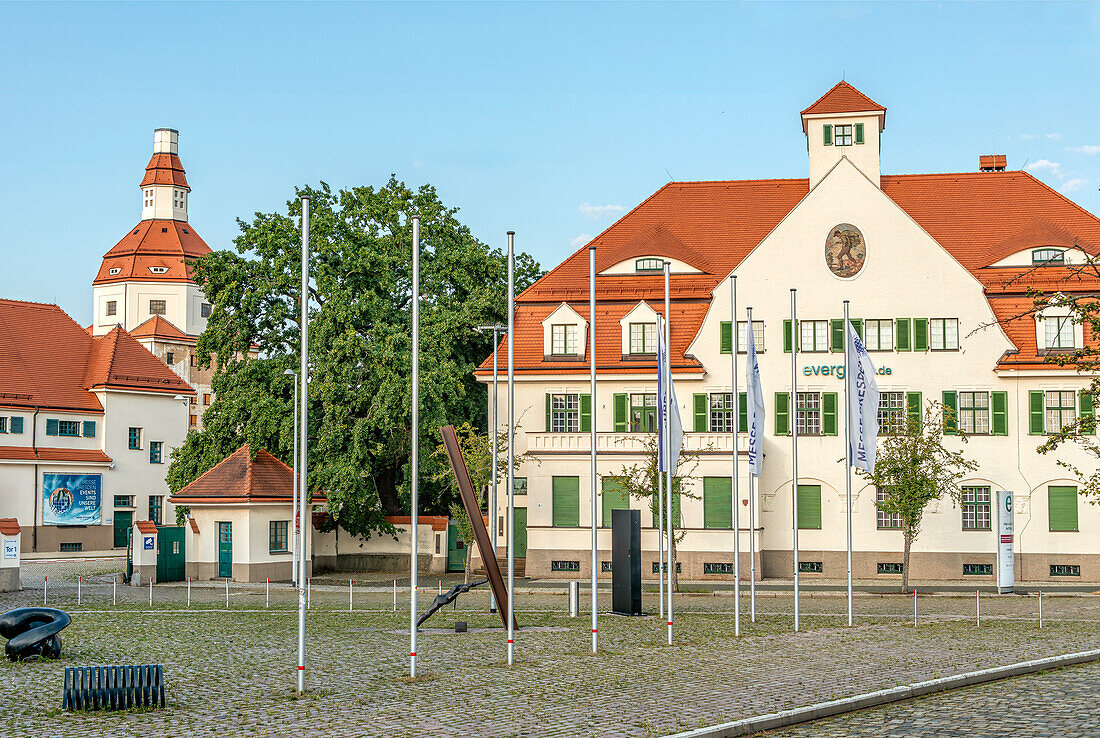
876 488 902 529
1044 316 1076 350
958 391 990 434
629 323 657 355
1045 390 1077 434
834 124 853 146
636 258 663 272
106 300 117 316
108 267 121 276
929 318 960 350
796 392 822 436
149 300 167 315
144 189 154 207
550 324 578 355
200 302 212 319
1033 248 1065 265
800 320 829 352
630 393 658 433
149 266 169 274
864 319 894 351
877 391 906 435
961 486 992 530
550 394 580 433
737 321 765 353
709 392 735 433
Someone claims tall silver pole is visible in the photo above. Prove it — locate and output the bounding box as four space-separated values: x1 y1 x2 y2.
410 214 420 679
506 231 516 665
664 262 673 645
490 325 499 613
292 380 299 585
589 245 598 653
730 277 740 637
746 306 757 623
296 196 309 694
791 288 800 633
843 300 854 627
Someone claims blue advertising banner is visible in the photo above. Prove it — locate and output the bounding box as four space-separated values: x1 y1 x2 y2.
42 473 102 525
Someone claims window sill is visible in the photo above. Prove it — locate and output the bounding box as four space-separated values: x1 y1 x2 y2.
543 355 585 362
1049 529 1079 533
269 549 291 555
962 528 992 532
621 353 657 361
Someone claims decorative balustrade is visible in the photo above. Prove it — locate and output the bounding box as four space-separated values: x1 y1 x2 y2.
526 432 748 454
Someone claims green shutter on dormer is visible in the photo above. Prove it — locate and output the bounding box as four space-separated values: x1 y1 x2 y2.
823 124 833 146
720 321 733 354
854 122 865 144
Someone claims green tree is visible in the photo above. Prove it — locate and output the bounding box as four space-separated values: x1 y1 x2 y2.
168 177 542 540
856 401 977 592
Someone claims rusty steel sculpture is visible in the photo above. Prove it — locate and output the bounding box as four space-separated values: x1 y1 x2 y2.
416 578 489 628
0 607 71 661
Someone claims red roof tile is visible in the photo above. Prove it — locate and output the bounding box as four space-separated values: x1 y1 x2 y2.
171 444 327 504
84 326 195 396
0 446 113 464
0 518 21 536
135 520 159 535
141 153 189 188
386 515 449 532
93 220 212 286
130 315 195 343
801 81 886 116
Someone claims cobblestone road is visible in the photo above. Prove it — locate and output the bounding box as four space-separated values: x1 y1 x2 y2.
761 660 1100 737
1 561 1097 736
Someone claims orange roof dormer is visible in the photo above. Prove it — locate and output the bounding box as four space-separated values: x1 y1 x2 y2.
801 81 886 132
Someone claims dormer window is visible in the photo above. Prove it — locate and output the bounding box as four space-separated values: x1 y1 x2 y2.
550 324 578 355
629 323 657 355
108 267 121 275
823 123 864 147
1044 315 1076 350
149 266 169 274
636 258 663 273
1033 248 1065 265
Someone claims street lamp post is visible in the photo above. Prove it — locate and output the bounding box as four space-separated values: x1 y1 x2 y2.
475 323 507 613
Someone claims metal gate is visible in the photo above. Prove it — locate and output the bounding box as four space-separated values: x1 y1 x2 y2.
156 526 185 582
446 521 466 573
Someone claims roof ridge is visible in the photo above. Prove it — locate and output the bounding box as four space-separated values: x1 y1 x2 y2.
800 80 886 116
245 443 255 498
0 298 62 310
178 445 250 496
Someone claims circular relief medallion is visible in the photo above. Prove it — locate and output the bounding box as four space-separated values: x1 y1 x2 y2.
825 223 866 278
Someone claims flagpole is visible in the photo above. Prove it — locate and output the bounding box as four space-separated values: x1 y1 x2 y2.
843 300 854 627
506 231 516 666
589 245 598 654
730 277 740 637
746 306 757 623
296 195 309 694
791 288 800 633
491 324 499 613
664 261 673 645
409 214 420 679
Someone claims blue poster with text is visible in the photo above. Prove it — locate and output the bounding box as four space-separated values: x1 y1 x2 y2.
43 473 102 525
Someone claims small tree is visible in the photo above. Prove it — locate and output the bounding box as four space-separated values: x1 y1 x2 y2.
612 435 701 592
856 401 977 592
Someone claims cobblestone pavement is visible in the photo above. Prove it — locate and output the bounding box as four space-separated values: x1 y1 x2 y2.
0 560 1097 736
761 660 1100 737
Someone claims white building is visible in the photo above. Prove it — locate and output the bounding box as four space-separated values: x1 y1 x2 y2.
0 299 193 552
477 82 1100 584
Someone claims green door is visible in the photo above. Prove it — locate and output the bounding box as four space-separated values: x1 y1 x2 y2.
512 507 528 558
447 520 466 573
217 522 232 579
156 526 186 582
114 511 132 548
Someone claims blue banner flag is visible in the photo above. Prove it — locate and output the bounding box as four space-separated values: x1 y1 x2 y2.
846 320 880 473
745 321 766 477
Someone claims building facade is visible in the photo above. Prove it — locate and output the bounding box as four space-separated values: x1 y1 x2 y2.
477 82 1100 584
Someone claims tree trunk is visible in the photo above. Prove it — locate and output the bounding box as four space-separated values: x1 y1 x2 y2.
376 465 401 515
902 525 913 594
671 532 680 593
463 542 472 585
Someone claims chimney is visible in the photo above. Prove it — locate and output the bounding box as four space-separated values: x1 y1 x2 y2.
153 128 179 155
979 154 1006 172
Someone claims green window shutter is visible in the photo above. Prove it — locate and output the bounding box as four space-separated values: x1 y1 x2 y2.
797 485 822 529
580 394 591 433
775 392 790 436
693 393 708 432
83 420 96 438
703 477 733 529
1080 391 1095 435
822 393 839 435
913 319 929 351
783 320 792 353
720 321 733 354
10 417 23 434
830 319 844 353
613 393 628 432
906 392 922 431
46 419 58 436
1029 390 1045 435
850 318 863 340
823 123 833 145
545 394 552 432
895 318 911 351
942 391 958 435
992 391 1008 436
601 477 629 528
854 122 864 144
738 392 748 433
552 476 580 527
1048 486 1078 532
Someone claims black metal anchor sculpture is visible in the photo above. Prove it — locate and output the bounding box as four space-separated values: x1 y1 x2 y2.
416 579 488 629
0 607 71 661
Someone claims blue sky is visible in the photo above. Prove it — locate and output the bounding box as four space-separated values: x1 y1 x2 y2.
2 1 1099 325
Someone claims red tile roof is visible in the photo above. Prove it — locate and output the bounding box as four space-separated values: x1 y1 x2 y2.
0 299 192 412
135 520 159 535
130 315 195 343
801 81 886 116
386 515 449 532
0 446 113 464
93 220 212 286
0 518 21 536
170 444 327 505
141 153 189 188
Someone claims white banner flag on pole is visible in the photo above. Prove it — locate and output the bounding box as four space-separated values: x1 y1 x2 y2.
846 320 880 473
745 318 766 477
657 316 684 475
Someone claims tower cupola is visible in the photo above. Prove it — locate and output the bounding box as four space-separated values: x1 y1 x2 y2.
140 128 190 222
801 82 886 189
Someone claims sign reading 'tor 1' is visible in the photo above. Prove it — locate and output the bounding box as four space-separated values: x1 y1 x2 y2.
996 490 1014 593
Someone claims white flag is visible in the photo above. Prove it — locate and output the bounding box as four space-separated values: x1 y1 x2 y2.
745 321 766 477
846 320 880 473
657 316 684 474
